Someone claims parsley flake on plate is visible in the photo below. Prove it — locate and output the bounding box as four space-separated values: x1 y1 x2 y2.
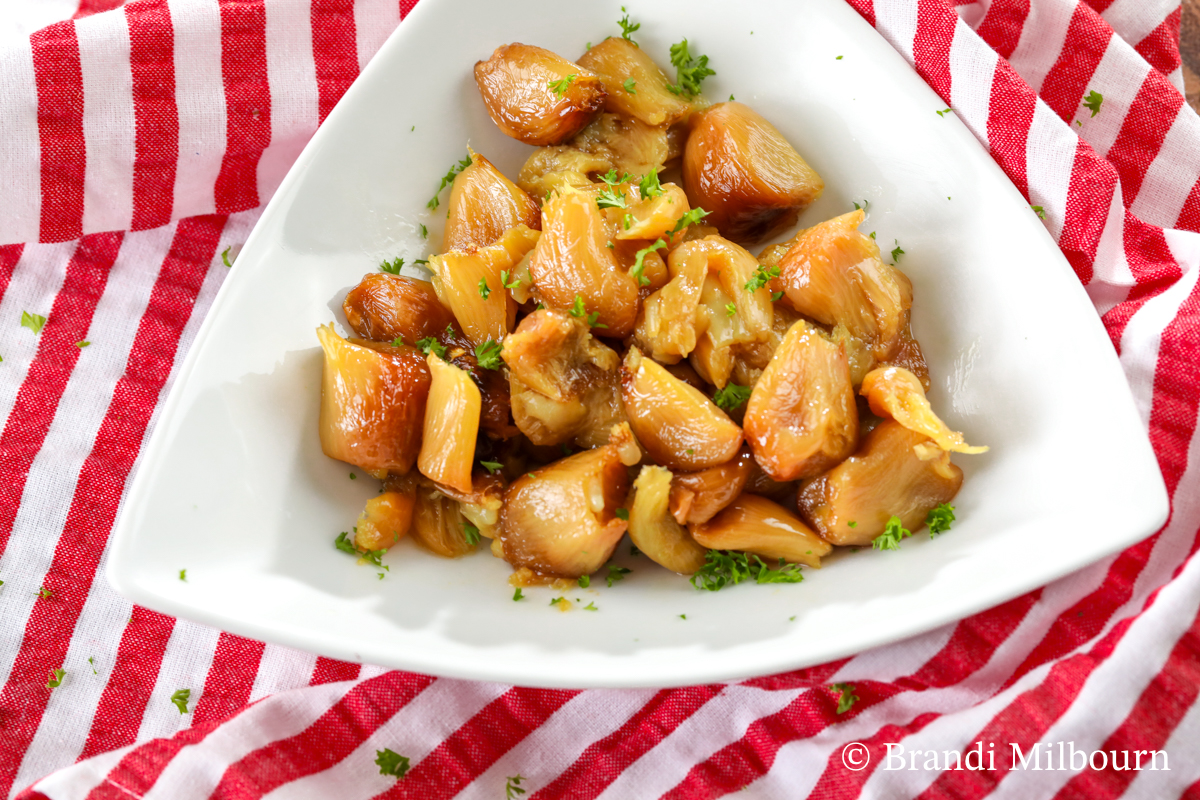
618 6 639 43
935 108 951 117
584 601 598 611
926 503 955 536
427 154 472 210
513 587 525 601
578 574 590 588
179 569 187 582
666 38 715 97
690 550 803 591
462 522 480 546
379 257 404 275
712 382 751 412
376 748 411 778
872 516 911 550
891 240 905 263
606 564 631 587
171 688 191 714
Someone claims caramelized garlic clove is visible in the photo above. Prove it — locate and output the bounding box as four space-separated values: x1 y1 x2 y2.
617 183 690 241
575 37 693 127
570 112 674 178
318 324 430 473
517 146 611 199
417 355 481 494
669 447 755 525
683 102 824 243
860 366 987 454
797 419 963 546
354 482 417 552
342 274 456 344
445 149 541 252
690 494 831 568
632 238 709 363
628 466 709 574
411 488 478 558
474 43 606 146
744 320 858 481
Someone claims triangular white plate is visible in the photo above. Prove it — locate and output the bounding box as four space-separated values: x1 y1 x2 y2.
108 0 1168 688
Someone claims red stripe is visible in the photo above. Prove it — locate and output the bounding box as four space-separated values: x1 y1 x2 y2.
1083 0 1116 14
1176 178 1200 234
1134 7 1182 79
399 0 421 18
31 21 87 244
738 658 849 692
213 0 270 215
73 0 126 18
309 656 362 685
975 0 1030 60
0 218 219 798
311 0 358 124
843 0 876 29
0 245 26 305
209 671 435 799
1106 74 1185 207
1038 3 1112 124
192 633 266 726
531 686 723 800
1144 281 1200 497
986 58 1037 201
78 607 176 759
1058 139 1116 285
126 0 179 231
0 233 123 561
1102 218 1184 354
911 0 955 101
1050 609 1200 799
376 687 579 800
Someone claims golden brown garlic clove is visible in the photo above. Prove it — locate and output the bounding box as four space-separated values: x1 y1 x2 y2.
342 274 456 344
499 442 630 579
417 355 481 494
444 149 541 252
860 367 987 454
576 37 694 127
353 481 416 552
744 320 858 481
617 183 691 241
690 494 831 568
517 146 612 199
683 102 824 243
797 419 963 546
474 43 606 146
570 112 675 179
318 324 430 474
628 466 709 574
411 488 478 558
621 346 743 471
669 447 755 525
632 238 709 364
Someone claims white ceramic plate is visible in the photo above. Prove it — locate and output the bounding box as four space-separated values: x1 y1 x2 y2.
107 0 1168 688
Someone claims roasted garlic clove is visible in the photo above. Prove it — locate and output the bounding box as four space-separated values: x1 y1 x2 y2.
669 447 755 525
529 190 639 337
499 442 629 578
411 488 478 558
318 324 430 473
628 466 709 574
860 366 987 454
517 146 612 199
689 271 766 389
683 102 824 243
695 235 774 341
570 112 675 178
354 482 417 552
417 355 481 494
617 182 690 241
777 209 913 363
633 238 709 364
690 494 831 568
621 347 743 471
575 37 693 127
430 225 539 348
474 43 606 146
343 274 457 344
797 419 963 546
744 320 858 481
444 149 541 252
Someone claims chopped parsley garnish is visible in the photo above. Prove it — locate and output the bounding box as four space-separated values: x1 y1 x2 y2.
599 168 634 186
462 522 480 546
926 503 955 536
478 277 491 299
475 340 503 370
872 516 911 550
935 108 951 117
221 246 233 267
666 38 715 97
623 213 633 230
334 532 388 572
349 472 356 480
744 264 780 292
891 240 905 263
375 748 411 778
607 564 631 587
21 312 47 335
480 460 504 474
548 74 577 97
418 224 428 239
38 586 52 599
88 656 97 674
623 78 637 94
46 668 65 689
379 257 404 275
76 340 90 348
415 336 447 360
170 688 190 714
679 614 687 620
179 569 187 581
848 521 857 528
630 543 641 556
550 596 565 606
568 295 587 318
578 574 590 588
614 508 629 521
771 291 784 302
669 207 711 235
830 682 859 714
618 6 640 43
586 311 606 329
500 270 521 289
639 170 663 198
391 336 406 348
596 185 628 209
853 200 870 212
690 550 803 591
427 154 472 210
584 601 598 611
712 382 751 412
836 55 843 60
1082 89 1103 117
1032 205 1046 219
632 239 667 286
506 774 527 799
725 302 737 318
513 587 525 601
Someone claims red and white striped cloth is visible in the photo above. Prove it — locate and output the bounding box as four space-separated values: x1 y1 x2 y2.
1 0 1198 796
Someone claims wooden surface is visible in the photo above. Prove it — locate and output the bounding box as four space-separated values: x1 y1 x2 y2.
1184 0 1200 109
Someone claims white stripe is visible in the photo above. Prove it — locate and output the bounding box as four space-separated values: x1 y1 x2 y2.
76 7 135 235
354 0 401 73
1006 0 1075 94
170 0 226 220
141 676 364 800
1124 679 1200 799
595 685 803 800
0 2 79 51
247 644 318 704
871 0 919 63
0 41 42 244
947 19 997 148
460 689 659 800
1084 180 1132 317
1025 99 1078 240
262 678 507 800
256 0 319 204
1101 0 1174 49
1165 65 1183 94
32 742 137 800
1118 229 1200 428
1073 36 1147 157
134 619 222 743
1130 102 1200 230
